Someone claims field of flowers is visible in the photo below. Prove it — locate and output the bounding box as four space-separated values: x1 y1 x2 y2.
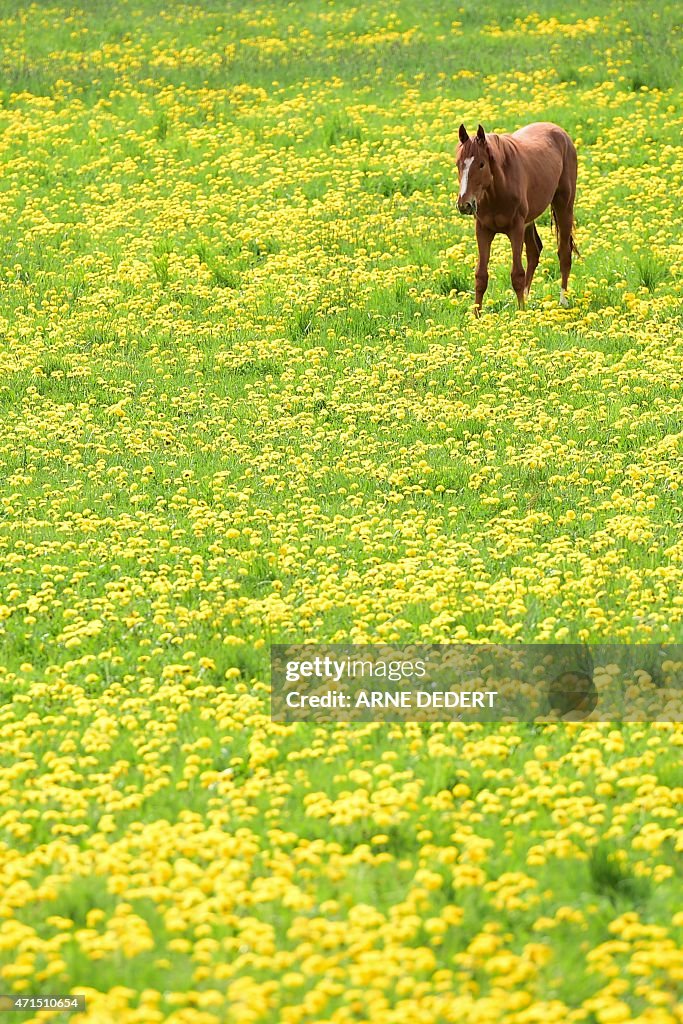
0 0 682 1021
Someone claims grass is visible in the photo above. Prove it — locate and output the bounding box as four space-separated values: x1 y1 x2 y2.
0 0 682 1020
589 843 653 904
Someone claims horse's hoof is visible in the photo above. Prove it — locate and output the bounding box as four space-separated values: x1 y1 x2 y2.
474 305 482 318
559 289 569 307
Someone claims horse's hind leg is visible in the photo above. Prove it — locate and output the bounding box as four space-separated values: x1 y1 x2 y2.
508 219 527 311
552 138 578 306
524 223 542 300
552 189 577 307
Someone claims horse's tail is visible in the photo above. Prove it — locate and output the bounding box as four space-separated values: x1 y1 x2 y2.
550 208 580 257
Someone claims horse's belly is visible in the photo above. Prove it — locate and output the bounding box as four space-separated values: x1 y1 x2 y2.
523 147 564 220
526 185 558 222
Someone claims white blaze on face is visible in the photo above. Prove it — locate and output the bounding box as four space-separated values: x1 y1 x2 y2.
459 157 474 198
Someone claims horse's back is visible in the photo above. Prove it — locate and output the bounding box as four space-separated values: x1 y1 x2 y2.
511 121 573 141
504 123 577 221
511 122 576 162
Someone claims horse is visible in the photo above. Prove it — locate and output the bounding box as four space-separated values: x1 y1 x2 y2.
456 122 579 315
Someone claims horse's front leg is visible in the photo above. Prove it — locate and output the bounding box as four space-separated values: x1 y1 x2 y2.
474 221 494 317
508 219 527 310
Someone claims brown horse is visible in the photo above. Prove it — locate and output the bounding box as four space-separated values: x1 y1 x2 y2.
456 122 578 315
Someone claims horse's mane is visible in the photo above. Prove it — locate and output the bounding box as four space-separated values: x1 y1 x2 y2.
460 133 510 168
486 133 514 168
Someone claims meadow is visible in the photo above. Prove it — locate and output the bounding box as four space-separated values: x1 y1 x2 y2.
0 0 682 1021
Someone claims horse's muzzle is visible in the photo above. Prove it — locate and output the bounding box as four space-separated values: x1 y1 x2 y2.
458 200 476 216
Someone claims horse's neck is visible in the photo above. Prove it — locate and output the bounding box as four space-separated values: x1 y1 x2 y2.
486 135 513 201
490 134 510 180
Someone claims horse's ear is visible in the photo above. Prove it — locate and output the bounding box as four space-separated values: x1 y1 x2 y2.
476 124 486 143
458 124 469 144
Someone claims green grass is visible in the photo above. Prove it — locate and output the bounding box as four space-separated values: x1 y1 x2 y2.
0 0 682 1019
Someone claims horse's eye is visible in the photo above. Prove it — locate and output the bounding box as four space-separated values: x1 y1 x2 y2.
479 162 485 168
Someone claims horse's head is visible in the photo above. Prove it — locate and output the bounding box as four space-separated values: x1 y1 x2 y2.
456 124 494 216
